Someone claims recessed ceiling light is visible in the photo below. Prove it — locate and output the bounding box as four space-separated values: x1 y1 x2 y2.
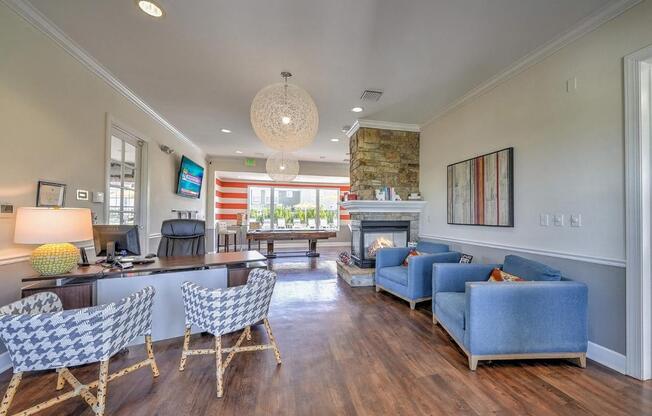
341 125 351 133
137 0 164 17
343 158 350 162
220 128 232 133
330 138 340 142
351 107 363 113
235 150 243 154
320 156 326 159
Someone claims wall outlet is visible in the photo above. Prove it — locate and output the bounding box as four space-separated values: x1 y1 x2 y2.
570 214 582 227
539 213 549 226
92 191 104 204
553 213 564 227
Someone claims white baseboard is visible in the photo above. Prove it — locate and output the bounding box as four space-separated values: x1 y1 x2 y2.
0 351 12 374
587 341 626 374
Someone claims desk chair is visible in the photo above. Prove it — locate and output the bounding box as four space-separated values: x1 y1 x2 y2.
179 269 281 398
157 219 206 257
0 287 159 416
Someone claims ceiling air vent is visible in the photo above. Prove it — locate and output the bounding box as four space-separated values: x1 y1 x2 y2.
360 89 383 102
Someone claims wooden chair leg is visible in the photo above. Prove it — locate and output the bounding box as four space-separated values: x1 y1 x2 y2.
574 354 587 368
246 325 252 341
409 301 416 310
95 360 110 416
263 318 282 364
468 355 479 371
56 368 65 391
179 327 191 371
432 314 438 325
145 335 159 377
215 336 224 398
0 372 22 416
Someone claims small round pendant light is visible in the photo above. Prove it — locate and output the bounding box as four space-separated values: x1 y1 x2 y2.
266 152 300 182
251 72 319 152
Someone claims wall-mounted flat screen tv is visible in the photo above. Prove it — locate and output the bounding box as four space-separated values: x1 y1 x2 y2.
176 156 204 199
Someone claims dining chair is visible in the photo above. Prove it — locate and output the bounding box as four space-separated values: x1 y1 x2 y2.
0 287 159 416
179 269 281 397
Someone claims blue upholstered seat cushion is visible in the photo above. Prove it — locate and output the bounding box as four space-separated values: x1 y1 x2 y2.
435 292 466 341
502 255 562 282
416 241 449 254
378 266 408 286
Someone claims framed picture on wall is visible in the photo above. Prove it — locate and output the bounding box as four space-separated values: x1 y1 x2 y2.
447 147 513 227
36 181 66 207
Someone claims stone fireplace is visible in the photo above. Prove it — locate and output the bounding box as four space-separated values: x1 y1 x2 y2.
337 123 424 285
351 220 410 268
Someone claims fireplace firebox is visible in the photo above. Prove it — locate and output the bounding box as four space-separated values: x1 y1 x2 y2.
350 220 410 268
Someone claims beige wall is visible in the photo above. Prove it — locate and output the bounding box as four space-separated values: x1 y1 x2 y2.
0 4 206 305
419 1 652 354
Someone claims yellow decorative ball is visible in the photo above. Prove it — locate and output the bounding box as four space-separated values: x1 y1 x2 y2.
30 243 79 275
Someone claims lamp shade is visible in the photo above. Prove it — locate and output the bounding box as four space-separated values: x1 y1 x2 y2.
266 152 300 182
14 207 93 244
250 82 319 151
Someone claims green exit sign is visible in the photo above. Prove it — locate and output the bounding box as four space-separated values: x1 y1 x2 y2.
244 158 256 167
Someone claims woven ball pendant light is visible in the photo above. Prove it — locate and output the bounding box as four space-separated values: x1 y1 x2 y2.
266 152 300 182
251 72 319 152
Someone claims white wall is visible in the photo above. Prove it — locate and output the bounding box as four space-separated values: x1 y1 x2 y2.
420 0 652 262
419 1 652 355
0 3 206 303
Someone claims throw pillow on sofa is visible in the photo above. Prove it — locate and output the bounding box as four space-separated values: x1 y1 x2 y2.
488 268 527 282
402 250 424 266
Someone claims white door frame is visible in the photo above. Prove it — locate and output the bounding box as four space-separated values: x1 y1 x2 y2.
105 113 150 253
625 45 652 380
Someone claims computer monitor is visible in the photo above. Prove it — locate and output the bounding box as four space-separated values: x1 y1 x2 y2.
93 225 141 260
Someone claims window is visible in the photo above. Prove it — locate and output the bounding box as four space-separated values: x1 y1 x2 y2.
319 189 339 230
274 188 317 229
248 186 272 229
247 186 339 230
108 128 142 225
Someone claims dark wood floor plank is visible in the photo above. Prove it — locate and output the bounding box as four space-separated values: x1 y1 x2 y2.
0 248 649 415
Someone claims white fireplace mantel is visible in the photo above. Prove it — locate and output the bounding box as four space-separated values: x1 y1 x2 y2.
340 200 427 213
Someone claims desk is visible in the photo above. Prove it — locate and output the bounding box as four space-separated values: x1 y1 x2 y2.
21 251 267 342
247 230 337 258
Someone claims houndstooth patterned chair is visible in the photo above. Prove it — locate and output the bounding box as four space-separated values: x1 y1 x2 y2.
0 287 159 416
179 268 281 397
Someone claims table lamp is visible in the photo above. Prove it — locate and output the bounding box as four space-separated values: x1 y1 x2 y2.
14 207 93 275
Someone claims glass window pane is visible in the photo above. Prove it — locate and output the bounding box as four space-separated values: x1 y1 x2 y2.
248 187 272 230
110 162 122 187
111 136 123 161
109 186 122 209
274 188 316 230
319 189 339 230
124 142 136 164
122 211 135 225
123 165 136 190
123 189 135 209
108 211 121 225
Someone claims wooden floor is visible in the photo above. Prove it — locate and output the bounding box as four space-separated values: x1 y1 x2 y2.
1 249 651 415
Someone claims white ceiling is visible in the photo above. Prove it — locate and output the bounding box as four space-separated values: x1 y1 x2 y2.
28 0 615 162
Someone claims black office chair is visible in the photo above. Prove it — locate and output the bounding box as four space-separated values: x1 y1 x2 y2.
157 219 206 257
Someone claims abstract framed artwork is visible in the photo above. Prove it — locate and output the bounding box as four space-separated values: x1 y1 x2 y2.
447 147 513 227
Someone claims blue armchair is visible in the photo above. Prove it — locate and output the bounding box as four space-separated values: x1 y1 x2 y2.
432 255 588 370
375 242 461 309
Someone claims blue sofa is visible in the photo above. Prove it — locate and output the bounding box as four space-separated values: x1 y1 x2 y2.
432 255 588 370
375 242 461 309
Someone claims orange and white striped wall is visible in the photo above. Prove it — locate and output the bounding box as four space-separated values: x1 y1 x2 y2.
215 178 350 226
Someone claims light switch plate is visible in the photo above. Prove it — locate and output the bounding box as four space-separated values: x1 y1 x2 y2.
554 214 564 227
0 203 14 218
570 214 582 227
539 213 549 227
76 189 89 201
92 191 104 203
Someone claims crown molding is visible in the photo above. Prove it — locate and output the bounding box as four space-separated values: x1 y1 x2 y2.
346 119 421 138
422 0 642 127
1 0 202 153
